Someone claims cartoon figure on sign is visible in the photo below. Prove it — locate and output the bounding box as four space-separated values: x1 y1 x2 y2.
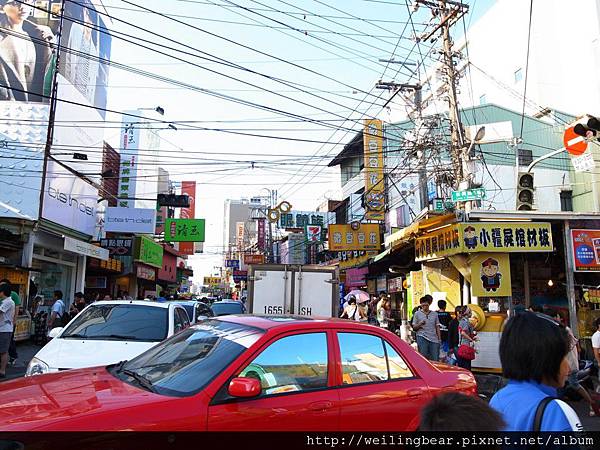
463 226 478 250
481 257 501 292
365 192 385 211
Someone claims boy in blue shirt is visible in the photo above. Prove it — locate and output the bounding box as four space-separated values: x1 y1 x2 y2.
490 312 583 431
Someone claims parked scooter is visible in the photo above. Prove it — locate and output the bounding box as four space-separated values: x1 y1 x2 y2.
560 360 597 401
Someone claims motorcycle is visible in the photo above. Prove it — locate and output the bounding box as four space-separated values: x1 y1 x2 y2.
560 360 597 401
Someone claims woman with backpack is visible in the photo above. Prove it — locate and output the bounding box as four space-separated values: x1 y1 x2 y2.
489 312 583 431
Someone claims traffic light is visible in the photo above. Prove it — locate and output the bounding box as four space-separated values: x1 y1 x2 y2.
516 172 534 210
573 115 600 140
157 194 190 208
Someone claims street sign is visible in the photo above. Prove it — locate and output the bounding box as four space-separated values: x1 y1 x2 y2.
432 198 445 212
564 126 588 156
572 151 595 172
451 188 486 202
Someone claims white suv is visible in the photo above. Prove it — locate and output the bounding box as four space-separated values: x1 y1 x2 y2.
26 300 191 376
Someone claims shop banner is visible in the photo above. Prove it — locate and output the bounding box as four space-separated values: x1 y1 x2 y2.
346 267 369 289
363 119 385 221
305 225 322 243
338 251 377 270
225 259 240 269
88 257 122 273
233 270 248 283
244 254 265 265
388 277 403 293
136 265 156 281
179 181 197 255
134 236 163 268
236 222 245 250
278 210 335 229
257 218 266 250
164 218 206 242
100 238 133 256
415 222 553 261
471 253 512 297
571 229 600 272
203 276 221 286
104 207 156 234
64 236 109 261
328 224 381 252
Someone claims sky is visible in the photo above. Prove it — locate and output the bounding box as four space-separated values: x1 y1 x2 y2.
99 0 496 281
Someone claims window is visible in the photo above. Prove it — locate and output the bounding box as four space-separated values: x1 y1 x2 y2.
384 342 414 380
560 190 573 212
479 94 487 105
338 333 413 385
116 320 264 397
197 302 213 318
518 148 533 166
238 333 328 396
514 68 523 83
61 304 168 342
174 308 188 333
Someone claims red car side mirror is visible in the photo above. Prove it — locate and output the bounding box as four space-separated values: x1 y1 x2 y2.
228 377 261 398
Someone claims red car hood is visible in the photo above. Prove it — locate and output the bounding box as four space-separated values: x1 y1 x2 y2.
0 367 206 431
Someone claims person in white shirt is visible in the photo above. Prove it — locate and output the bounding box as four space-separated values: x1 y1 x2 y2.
0 282 16 378
592 318 600 368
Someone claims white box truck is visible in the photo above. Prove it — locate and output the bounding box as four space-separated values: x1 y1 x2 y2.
247 264 339 317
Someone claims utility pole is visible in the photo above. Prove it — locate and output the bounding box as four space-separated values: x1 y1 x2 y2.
375 81 427 209
417 0 469 196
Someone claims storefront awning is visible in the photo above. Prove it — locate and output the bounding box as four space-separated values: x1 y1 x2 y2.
385 213 457 250
372 248 391 263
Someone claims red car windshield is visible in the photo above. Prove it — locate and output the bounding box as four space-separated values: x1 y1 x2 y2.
114 320 264 397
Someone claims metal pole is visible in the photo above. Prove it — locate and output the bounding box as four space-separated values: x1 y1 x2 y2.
563 220 579 336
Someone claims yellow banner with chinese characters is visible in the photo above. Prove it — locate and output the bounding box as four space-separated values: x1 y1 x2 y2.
415 222 553 261
338 251 378 270
415 225 462 261
203 277 221 286
363 119 385 221
471 253 512 297
328 224 381 252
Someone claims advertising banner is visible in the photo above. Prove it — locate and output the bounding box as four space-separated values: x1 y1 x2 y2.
179 181 197 255
136 265 156 281
243 254 265 265
328 224 381 252
203 276 221 286
236 222 245 250
278 210 335 229
305 225 322 243
571 229 600 272
363 119 385 221
346 267 369 289
471 253 512 297
257 218 266 251
99 238 133 256
225 259 240 269
233 270 248 283
104 207 156 233
415 222 553 261
338 250 377 270
134 236 163 268
64 236 109 261
280 233 305 264
42 159 98 236
164 218 206 242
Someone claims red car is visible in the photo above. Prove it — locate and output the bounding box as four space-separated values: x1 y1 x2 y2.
0 316 476 431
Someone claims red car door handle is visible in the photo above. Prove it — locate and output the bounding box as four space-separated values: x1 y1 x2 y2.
407 388 425 398
308 401 333 411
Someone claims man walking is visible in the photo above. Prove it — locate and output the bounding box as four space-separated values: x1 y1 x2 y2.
0 282 16 378
48 290 66 330
412 296 441 361
437 300 452 359
0 278 20 365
